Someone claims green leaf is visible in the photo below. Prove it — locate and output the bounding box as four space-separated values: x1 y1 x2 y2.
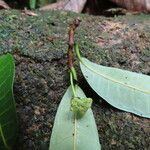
29 0 36 9
80 57 150 118
0 54 17 149
38 0 56 7
49 86 101 150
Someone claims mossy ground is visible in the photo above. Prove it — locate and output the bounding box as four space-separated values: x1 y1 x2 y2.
0 10 150 149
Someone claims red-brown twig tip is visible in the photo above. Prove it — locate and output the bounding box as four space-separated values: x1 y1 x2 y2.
67 18 81 69
73 17 82 27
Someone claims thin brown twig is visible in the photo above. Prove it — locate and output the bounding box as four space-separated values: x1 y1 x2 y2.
67 18 81 69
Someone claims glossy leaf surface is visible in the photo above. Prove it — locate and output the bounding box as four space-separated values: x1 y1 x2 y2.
80 57 150 118
49 86 101 150
0 54 17 149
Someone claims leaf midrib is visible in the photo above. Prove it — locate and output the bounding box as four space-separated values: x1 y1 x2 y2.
81 58 150 94
73 115 77 150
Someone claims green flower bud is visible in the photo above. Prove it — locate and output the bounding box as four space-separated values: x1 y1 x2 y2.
71 97 92 118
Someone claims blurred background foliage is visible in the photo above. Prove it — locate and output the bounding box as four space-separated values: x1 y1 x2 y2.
4 0 56 9
1 0 149 16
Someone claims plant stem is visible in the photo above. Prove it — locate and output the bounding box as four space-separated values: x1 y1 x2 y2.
70 72 76 97
70 67 77 81
75 43 82 62
67 18 81 97
29 0 36 9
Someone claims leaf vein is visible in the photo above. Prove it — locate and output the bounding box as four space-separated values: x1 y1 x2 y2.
82 58 150 94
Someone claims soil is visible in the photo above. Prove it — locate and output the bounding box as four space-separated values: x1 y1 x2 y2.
0 10 150 149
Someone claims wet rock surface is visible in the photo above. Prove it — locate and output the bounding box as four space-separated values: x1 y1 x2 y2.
0 10 150 149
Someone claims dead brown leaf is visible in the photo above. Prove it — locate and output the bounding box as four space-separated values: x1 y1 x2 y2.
0 0 10 9
40 0 87 13
22 8 38 16
111 0 150 12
